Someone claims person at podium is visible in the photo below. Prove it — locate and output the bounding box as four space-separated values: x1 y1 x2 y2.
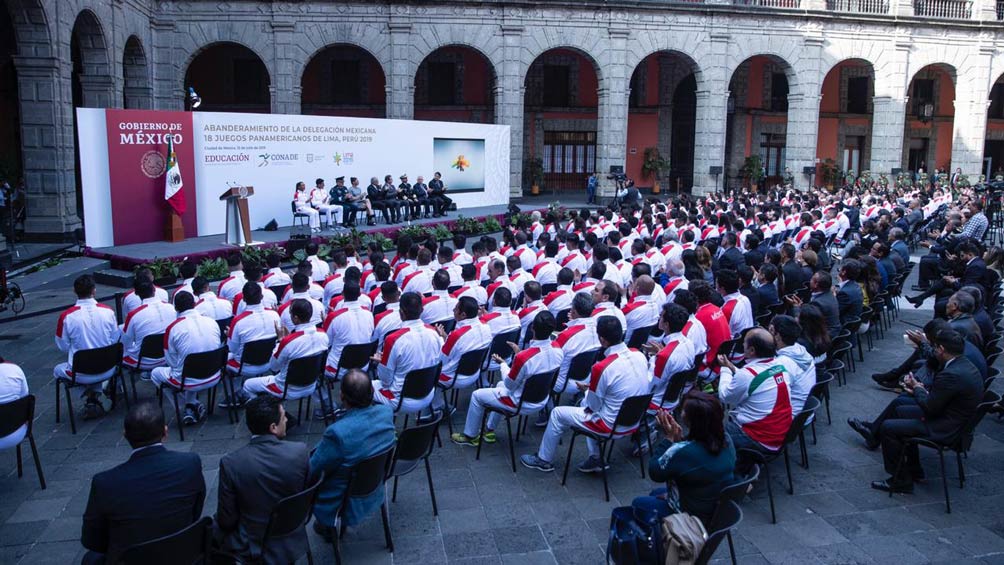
293 182 321 233
309 179 342 232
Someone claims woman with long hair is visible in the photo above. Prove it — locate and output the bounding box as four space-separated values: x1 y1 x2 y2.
985 246 1004 278
695 246 715 284
631 391 736 526
857 255 882 306
797 303 832 364
681 249 705 282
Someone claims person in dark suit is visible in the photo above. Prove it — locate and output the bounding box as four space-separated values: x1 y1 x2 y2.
718 233 746 273
959 285 994 347
907 240 986 308
215 396 311 563
779 243 803 296
81 403 205 564
835 259 864 325
755 263 780 309
743 233 765 272
738 265 762 318
848 330 982 493
945 291 984 352
789 271 841 339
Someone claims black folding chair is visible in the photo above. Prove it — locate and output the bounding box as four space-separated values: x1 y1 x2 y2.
118 516 212 565
809 371 836 444
126 333 166 402
655 367 698 418
437 347 489 435
156 345 227 441
552 348 601 405
394 363 442 429
319 340 379 423
481 329 522 383
258 473 324 565
388 411 442 515
223 337 277 423
541 283 558 295
56 342 128 435
626 325 657 349
695 501 743 565
554 309 570 331
737 396 820 523
332 447 395 565
267 284 289 303
475 369 559 472
560 393 653 501
277 352 325 425
0 395 45 489
891 390 1001 513
216 317 233 342
712 465 759 565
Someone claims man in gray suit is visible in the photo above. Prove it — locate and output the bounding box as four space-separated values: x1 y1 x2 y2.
787 271 842 339
835 259 864 325
215 396 311 563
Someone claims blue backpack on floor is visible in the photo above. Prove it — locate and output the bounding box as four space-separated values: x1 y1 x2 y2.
606 505 662 564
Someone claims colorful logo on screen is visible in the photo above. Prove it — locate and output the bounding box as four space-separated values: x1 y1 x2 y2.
452 155 470 172
333 152 354 166
258 153 299 167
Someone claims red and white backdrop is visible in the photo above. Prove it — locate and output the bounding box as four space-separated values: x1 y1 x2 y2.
77 108 510 248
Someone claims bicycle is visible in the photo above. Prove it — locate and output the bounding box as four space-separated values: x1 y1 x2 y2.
0 268 25 315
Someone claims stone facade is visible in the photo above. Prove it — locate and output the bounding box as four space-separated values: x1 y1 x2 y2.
5 0 1004 236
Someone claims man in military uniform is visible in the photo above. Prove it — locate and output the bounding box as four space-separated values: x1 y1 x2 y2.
368 176 401 224
429 171 451 217
329 176 359 227
398 174 420 221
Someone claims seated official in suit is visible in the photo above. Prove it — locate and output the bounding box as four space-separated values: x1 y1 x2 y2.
848 329 983 493
835 259 864 325
309 369 396 540
81 403 205 564
869 318 987 391
215 395 310 563
787 271 841 339
907 240 987 312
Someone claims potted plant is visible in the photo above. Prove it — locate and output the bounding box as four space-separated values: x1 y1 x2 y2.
483 216 502 234
196 257 229 281
740 155 764 192
431 224 453 242
525 158 544 195
641 147 671 194
141 257 181 286
819 158 839 190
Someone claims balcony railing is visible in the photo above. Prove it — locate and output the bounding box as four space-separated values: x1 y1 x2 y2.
826 0 890 13
997 0 1004 19
733 0 801 8
913 0 972 18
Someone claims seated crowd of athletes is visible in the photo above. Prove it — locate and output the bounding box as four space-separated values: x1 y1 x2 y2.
2 179 999 562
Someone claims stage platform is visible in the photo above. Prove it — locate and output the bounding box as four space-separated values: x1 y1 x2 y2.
83 195 590 271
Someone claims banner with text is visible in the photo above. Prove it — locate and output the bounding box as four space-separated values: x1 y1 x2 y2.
77 108 510 248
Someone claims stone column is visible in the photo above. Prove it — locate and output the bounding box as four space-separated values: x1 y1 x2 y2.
785 92 822 189
496 24 525 198
595 27 631 198
869 40 910 175
385 21 414 120
270 20 299 115
973 0 998 20
692 33 730 195
151 19 181 110
14 56 81 234
950 45 993 175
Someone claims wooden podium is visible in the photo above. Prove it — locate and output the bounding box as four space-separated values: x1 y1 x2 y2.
219 186 254 245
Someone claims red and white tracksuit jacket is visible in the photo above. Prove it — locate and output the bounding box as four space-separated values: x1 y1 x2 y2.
517 300 546 341
543 285 574 317
122 286 169 315
306 255 330 283
226 305 280 375
231 285 278 316
281 283 324 304
792 226 813 250
681 315 709 359
321 270 347 306
583 343 650 430
486 277 517 304
195 292 234 321
322 302 375 376
374 319 444 410
721 291 754 338
451 283 487 307
217 272 247 302
265 324 329 392
509 269 535 296
592 301 627 334
453 249 473 265
328 294 372 312
373 303 403 347
551 318 600 392
719 356 793 451
121 297 176 368
401 268 433 295
438 318 493 386
531 260 559 286
153 309 222 387
663 276 689 302
480 308 520 336
420 291 458 325
512 245 536 271
261 268 292 291
55 298 121 381
173 279 194 302
622 296 660 345
560 250 588 275
648 332 696 410
573 280 596 296
278 293 325 331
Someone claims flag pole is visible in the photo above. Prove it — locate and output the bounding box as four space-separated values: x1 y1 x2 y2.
164 137 185 242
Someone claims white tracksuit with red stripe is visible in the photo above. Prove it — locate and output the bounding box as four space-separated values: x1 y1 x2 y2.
322 302 375 378
278 293 325 331
663 276 689 303
54 298 121 393
372 303 403 347
151 309 222 406
226 305 280 376
261 268 291 292
551 317 600 394
321 270 347 306
243 323 329 399
792 226 813 250
543 285 574 317
721 291 754 338
531 260 559 286
0 362 28 449
591 301 627 335
306 255 330 284
173 279 194 302
281 283 324 304
401 268 433 295
195 292 233 321
328 293 372 313
537 343 649 463
508 269 534 296
434 318 493 408
462 338 563 437
560 250 588 276
486 277 516 305
680 315 709 359
231 285 278 317
512 245 536 271
621 295 660 345
480 308 520 371
122 286 170 316
121 297 176 369
648 331 695 411
718 356 793 451
217 272 247 302
516 300 546 342
451 282 488 307
373 319 444 413
420 291 457 325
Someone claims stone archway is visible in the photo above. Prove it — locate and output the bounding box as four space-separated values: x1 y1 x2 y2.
184 42 271 113
122 35 150 110
300 44 385 118
414 45 497 124
815 59 875 184
902 63 956 178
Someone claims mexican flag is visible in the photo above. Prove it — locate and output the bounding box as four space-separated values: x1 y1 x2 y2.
164 137 185 214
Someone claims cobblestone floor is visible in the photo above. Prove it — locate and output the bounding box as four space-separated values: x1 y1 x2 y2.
1 255 1004 564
